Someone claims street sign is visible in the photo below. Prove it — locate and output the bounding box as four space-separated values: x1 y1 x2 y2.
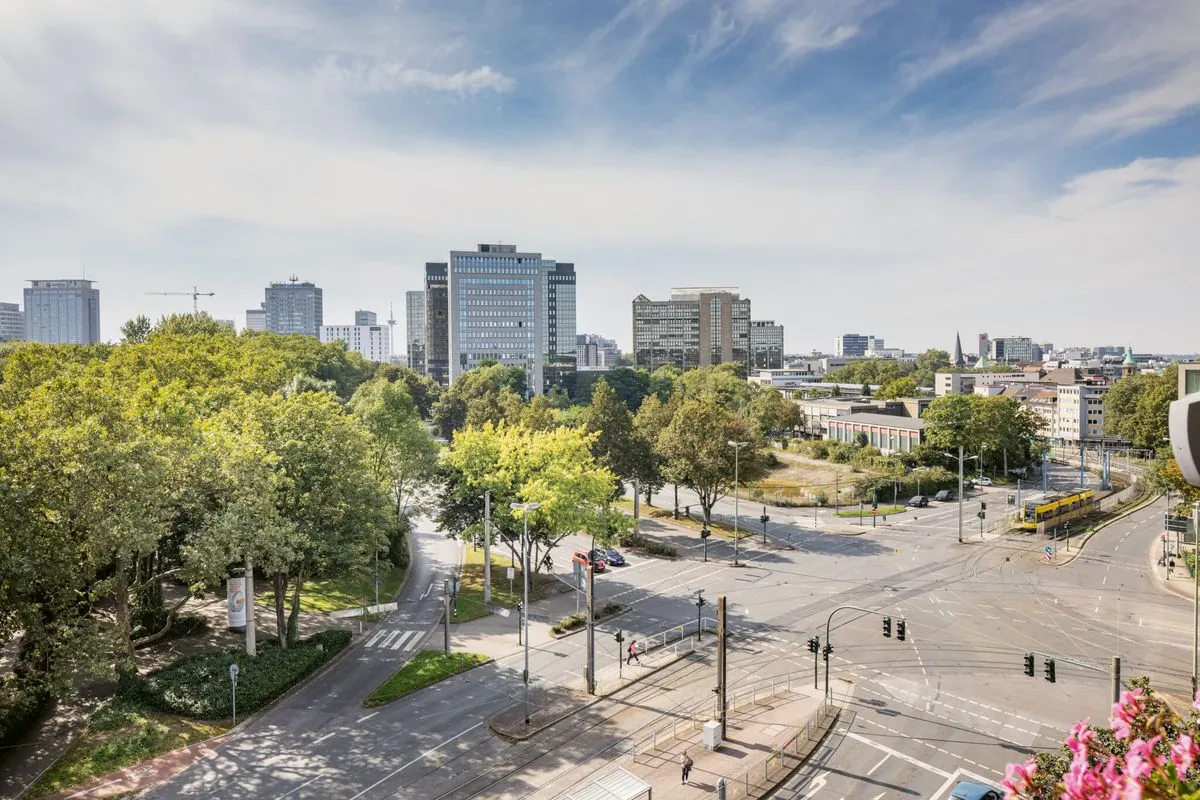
506 567 515 580
1044 545 1053 559
229 663 239 682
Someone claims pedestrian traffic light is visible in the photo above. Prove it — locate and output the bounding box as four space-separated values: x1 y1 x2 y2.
1044 658 1056 683
1024 653 1035 677
821 643 832 660
882 616 892 637
700 528 711 539
896 619 906 641
807 636 819 653
614 630 624 643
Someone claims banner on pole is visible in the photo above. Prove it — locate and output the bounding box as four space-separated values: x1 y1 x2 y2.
226 576 246 629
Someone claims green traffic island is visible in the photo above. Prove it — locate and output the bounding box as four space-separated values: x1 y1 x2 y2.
364 651 492 707
614 532 679 559
835 504 906 519
549 602 626 637
454 546 557 624
24 630 351 799
618 499 752 544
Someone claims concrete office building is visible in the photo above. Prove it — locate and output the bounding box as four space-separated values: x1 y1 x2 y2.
424 264 449 387
355 310 377 326
834 334 882 358
1056 384 1108 443
448 244 545 393
542 261 576 393
406 290 426 376
989 336 1035 364
750 320 785 370
978 333 990 361
245 304 266 331
24 279 100 344
320 324 391 363
633 288 751 371
0 302 24 341
577 334 621 368
264 278 322 337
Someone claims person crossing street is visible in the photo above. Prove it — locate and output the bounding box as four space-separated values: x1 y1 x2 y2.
627 638 641 665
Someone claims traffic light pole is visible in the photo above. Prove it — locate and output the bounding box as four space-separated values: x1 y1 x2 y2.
1023 649 1120 703
717 596 727 740
586 562 595 695
823 605 905 700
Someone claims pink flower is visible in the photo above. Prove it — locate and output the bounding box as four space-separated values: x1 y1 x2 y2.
1110 689 1146 741
1123 736 1162 784
1002 759 1036 798
1193 689 1200 712
1066 720 1094 758
1172 732 1198 777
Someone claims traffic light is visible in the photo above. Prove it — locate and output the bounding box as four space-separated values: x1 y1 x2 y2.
1024 653 1035 677
700 528 711 539
807 636 819 654
614 630 624 644
821 643 832 660
882 616 892 638
1044 658 1056 683
896 619 906 641
981 501 988 511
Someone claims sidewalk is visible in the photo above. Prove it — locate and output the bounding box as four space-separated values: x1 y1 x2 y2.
41 734 229 800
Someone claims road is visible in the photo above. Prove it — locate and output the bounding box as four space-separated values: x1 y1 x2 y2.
145 462 1187 799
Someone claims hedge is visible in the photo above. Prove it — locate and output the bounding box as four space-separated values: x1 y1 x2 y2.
131 630 351 720
0 675 50 747
550 602 625 636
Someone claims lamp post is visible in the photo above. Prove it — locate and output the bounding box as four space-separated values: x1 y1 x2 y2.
510 501 541 724
943 448 979 544
728 441 748 566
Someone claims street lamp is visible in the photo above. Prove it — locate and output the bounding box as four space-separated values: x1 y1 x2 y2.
728 441 747 566
943 448 979 544
510 501 541 724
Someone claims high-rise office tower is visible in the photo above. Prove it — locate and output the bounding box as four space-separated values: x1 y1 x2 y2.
24 279 101 344
750 321 785 370
541 261 576 393
632 288 751 371
354 310 377 326
424 263 449 387
834 334 874 357
264 277 322 337
0 302 24 342
406 290 426 375
245 303 266 331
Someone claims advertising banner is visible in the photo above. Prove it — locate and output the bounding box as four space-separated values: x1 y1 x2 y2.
227 576 246 629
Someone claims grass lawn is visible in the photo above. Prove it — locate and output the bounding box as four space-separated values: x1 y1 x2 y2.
27 698 228 798
364 651 490 707
835 504 906 518
454 545 556 623
617 499 753 539
274 565 408 614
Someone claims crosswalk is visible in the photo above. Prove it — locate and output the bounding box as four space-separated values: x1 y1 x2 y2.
363 628 425 651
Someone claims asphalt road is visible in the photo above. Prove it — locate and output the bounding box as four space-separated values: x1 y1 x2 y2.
145 462 1185 799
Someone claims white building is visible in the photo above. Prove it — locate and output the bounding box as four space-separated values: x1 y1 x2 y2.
320 324 391 363
0 302 24 341
1055 384 1107 443
935 373 975 397
24 279 101 344
245 304 266 331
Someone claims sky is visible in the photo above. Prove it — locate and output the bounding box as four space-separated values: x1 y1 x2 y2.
1 0 1198 354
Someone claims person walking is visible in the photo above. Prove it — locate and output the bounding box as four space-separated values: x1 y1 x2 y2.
627 638 641 665
681 750 694 784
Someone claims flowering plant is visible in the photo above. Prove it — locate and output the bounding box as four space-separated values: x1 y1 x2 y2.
1003 678 1200 799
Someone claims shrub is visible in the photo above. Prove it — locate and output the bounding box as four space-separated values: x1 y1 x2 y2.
550 603 625 635
134 631 350 720
0 675 49 747
814 490 829 507
615 533 678 558
809 441 831 460
764 451 779 467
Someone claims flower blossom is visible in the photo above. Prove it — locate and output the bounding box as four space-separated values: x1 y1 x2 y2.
1110 689 1146 741
1172 732 1198 778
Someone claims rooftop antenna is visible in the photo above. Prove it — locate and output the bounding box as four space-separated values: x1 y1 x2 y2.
147 286 215 313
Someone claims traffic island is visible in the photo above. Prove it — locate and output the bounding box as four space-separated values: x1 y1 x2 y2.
364 650 491 707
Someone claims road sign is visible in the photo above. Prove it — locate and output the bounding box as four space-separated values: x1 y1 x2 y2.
1044 546 1053 560
506 567 515 580
229 663 239 682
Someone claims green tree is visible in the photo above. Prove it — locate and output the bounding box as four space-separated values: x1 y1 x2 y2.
674 364 756 411
375 364 442 419
1105 365 1176 450
120 315 153 344
746 387 804 437
909 349 952 387
581 380 638 483
657 397 766 526
431 363 528 439
150 312 234 339
633 394 674 505
874 377 919 400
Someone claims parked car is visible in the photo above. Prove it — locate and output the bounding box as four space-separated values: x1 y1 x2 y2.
907 495 930 508
950 780 1002 800
573 549 606 572
977 476 993 486
603 547 626 566
935 489 957 502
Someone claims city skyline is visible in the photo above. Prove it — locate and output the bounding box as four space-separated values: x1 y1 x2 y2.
1 2 1196 352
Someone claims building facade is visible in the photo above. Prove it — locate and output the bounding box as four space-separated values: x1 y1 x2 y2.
24 279 100 344
264 278 322 337
320 324 391 363
542 261 576 393
834 334 875 358
0 302 24 341
750 320 785 370
576 334 620 368
825 412 925 455
406 290 426 376
989 336 1035 363
354 310 377 326
424 263 449 387
633 288 751 371
245 304 266 331
1056 384 1108 442
448 244 544 394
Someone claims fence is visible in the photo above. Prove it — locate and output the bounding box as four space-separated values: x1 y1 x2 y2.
1099 480 1143 513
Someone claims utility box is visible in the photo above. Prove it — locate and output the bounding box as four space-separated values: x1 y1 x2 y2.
702 720 723 750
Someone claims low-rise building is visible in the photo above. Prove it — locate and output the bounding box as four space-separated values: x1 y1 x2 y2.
825 413 925 454
936 372 975 397
796 397 882 437
1056 384 1107 443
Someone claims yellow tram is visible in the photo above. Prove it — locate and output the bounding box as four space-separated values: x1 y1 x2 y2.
1017 490 1096 531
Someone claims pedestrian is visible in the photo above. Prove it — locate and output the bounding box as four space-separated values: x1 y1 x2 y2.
1171 558 1177 572
627 639 641 665
681 750 694 784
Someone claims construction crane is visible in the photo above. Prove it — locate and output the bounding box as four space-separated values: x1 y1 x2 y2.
147 286 215 313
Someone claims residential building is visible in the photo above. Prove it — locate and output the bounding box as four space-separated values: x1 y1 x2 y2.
406 290 426 376
0 302 24 341
632 288 751 371
1056 384 1108 443
1002 384 1058 439
834 334 873 358
577 334 621 368
989 336 1035 363
245 304 266 331
448 244 544 394
424 263 449 387
320 324 391 363
825 413 925 455
24 279 100 344
264 277 322 337
542 261 576 393
936 372 976 397
750 320 785 370
355 310 377 326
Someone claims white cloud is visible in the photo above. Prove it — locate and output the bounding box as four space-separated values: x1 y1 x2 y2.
313 58 515 95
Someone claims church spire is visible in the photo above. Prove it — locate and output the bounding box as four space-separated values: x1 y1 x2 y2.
953 331 965 368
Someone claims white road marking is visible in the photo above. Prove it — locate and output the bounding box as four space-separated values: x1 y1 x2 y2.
347 721 484 800
846 731 951 779
421 581 434 599
867 754 889 775
311 731 336 745
357 711 379 723
379 630 399 648
391 630 416 650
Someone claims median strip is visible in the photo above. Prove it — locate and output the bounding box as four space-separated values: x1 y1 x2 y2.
364 651 491 707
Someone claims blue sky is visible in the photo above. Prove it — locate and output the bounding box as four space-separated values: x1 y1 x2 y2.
1 0 1197 353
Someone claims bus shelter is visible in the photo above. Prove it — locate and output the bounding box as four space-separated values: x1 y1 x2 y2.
562 767 652 800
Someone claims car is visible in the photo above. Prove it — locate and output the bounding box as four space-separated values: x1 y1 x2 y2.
574 549 606 572
907 495 930 508
950 780 1002 800
603 547 626 566
977 476 993 486
935 489 957 502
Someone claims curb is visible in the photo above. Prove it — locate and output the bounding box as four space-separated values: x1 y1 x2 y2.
1046 491 1159 568
1149 540 1197 603
362 655 495 708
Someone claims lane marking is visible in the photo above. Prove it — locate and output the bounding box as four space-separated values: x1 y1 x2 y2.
347 721 484 800
311 731 336 745
357 711 379 724
391 631 416 650
846 731 951 779
867 754 889 776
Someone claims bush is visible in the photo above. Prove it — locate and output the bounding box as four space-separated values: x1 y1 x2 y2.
550 603 625 635
615 533 678 558
809 441 831 460
764 451 779 467
133 631 350 720
0 675 49 747
814 490 829 507
828 443 856 463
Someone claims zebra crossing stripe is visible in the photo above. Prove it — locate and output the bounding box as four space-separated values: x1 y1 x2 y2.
365 630 387 648
379 630 400 648
391 631 415 650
